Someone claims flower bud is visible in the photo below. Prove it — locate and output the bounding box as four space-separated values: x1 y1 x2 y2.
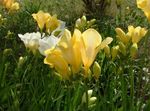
118 42 126 56
88 19 96 26
130 43 138 58
18 56 26 68
93 61 101 79
89 97 97 105
104 45 110 57
3 48 13 56
111 45 119 60
81 15 87 23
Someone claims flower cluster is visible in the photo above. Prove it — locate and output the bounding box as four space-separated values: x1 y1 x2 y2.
32 10 65 34
44 28 113 79
1 0 19 11
18 10 65 56
112 25 147 59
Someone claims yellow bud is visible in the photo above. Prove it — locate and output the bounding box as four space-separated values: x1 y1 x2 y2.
93 61 101 79
130 43 138 58
118 42 126 56
104 45 110 57
111 45 119 60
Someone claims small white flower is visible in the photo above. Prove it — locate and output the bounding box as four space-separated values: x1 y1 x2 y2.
39 35 59 56
18 32 41 53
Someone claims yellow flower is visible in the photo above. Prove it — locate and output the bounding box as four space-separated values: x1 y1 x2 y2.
137 0 150 21
57 29 82 73
2 0 19 11
32 10 51 30
46 15 60 33
44 48 69 79
127 25 147 44
80 29 113 75
115 28 130 44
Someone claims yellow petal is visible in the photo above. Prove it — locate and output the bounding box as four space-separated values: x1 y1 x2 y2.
57 29 82 73
46 15 60 33
137 0 147 9
44 48 69 79
99 37 113 49
81 29 102 74
32 10 51 30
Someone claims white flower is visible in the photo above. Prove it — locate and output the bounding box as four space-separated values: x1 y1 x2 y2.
39 35 59 56
18 32 41 54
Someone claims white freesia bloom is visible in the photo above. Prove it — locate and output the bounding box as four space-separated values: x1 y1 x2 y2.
18 32 60 55
39 35 59 56
18 32 41 54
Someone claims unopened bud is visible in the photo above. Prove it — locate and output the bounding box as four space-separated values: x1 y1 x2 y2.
75 18 81 28
3 48 13 56
93 61 101 79
88 19 96 26
82 90 93 103
89 97 97 105
18 56 26 67
119 42 126 56
130 43 138 58
104 45 110 57
111 45 119 60
81 15 87 23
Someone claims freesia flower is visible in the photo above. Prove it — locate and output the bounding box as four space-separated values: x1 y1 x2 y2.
80 29 113 75
44 48 70 79
32 11 64 34
18 32 41 54
2 0 19 11
44 28 113 78
57 29 82 73
46 15 60 33
137 0 150 21
18 32 60 55
39 35 59 56
32 10 51 31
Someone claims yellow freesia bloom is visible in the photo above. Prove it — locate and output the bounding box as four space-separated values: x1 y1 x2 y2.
46 15 60 33
80 29 113 75
115 28 130 44
32 10 51 31
137 0 150 21
57 29 82 73
127 25 147 44
44 48 69 79
2 0 19 11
